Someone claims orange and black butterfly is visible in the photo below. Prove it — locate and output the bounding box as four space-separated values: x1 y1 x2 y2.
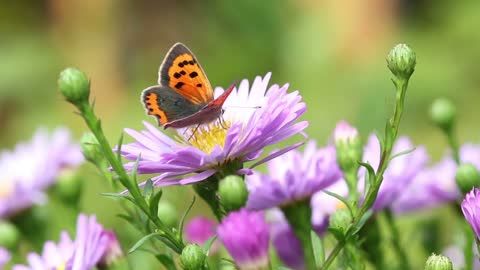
142 43 235 129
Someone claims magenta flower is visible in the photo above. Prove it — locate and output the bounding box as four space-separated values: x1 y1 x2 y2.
361 135 429 211
14 214 120 270
217 209 270 270
0 127 83 218
246 141 342 210
118 73 307 186
462 188 480 240
267 209 305 270
184 216 219 253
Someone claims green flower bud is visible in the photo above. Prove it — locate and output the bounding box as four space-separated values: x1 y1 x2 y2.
80 132 104 164
180 244 207 270
55 169 83 205
157 201 177 227
218 175 248 212
329 208 352 233
0 221 19 249
386 43 416 80
455 163 480 194
430 98 456 131
58 67 90 106
424 254 453 270
334 121 362 174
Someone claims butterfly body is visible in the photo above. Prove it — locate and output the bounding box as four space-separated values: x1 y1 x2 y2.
142 43 234 129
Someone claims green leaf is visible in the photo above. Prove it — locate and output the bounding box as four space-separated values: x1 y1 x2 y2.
132 154 142 185
358 161 376 187
327 227 345 241
202 235 218 255
322 190 353 218
352 210 373 234
155 254 177 270
100 192 137 205
129 232 164 253
178 197 196 241
311 230 324 266
116 132 124 163
149 189 163 217
390 147 416 161
157 235 183 254
143 179 154 198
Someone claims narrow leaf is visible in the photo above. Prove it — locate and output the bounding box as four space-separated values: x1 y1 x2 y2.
143 178 154 198
149 189 163 217
390 147 416 161
311 230 324 266
322 190 353 218
100 192 137 205
178 196 196 241
358 161 376 186
156 235 183 254
155 254 177 270
202 235 218 255
129 232 164 253
116 132 124 162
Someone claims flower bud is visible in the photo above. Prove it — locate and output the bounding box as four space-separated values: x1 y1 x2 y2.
80 132 104 164
424 254 453 270
157 201 177 227
334 121 362 174
98 230 124 268
55 169 83 205
456 163 480 194
58 67 90 106
430 98 456 131
386 43 416 80
218 175 248 212
180 244 207 270
329 208 352 234
0 221 19 249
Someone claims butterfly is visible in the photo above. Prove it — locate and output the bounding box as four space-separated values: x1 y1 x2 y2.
142 43 235 129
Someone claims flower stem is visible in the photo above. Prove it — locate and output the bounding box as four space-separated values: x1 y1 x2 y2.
282 200 317 270
385 209 411 270
320 77 409 270
192 177 225 221
446 126 460 164
78 102 184 253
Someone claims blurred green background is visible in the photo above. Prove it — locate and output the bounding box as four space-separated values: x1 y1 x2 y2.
2 0 480 268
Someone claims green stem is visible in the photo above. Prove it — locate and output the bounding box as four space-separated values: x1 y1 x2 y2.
192 177 225 221
320 78 409 270
446 126 460 164
385 210 411 270
78 102 184 252
345 170 359 215
282 200 317 270
464 222 474 270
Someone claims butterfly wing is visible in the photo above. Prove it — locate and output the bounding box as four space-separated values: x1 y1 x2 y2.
158 43 214 105
142 85 204 125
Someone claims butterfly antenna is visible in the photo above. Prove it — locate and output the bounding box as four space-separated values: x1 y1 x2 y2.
187 124 201 142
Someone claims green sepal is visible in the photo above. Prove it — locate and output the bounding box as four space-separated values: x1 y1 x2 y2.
178 197 196 242
155 254 177 270
202 235 218 255
328 227 345 241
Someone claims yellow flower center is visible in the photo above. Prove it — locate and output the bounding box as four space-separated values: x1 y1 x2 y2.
184 120 231 154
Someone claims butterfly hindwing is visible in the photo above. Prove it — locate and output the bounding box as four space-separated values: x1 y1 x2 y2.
158 43 214 105
142 85 205 125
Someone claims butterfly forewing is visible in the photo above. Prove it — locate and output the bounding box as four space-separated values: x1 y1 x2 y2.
142 86 204 125
158 43 214 105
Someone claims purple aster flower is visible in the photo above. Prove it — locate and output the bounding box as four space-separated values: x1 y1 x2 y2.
217 209 270 270
333 120 359 145
14 214 119 270
118 73 308 186
462 188 480 240
0 247 11 269
0 127 83 218
246 141 342 210
267 209 305 270
184 216 219 253
360 134 429 211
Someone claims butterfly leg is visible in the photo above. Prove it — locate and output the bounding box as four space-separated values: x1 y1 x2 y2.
187 123 201 141
218 114 228 129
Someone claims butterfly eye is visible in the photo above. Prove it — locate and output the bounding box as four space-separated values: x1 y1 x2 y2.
221 109 226 115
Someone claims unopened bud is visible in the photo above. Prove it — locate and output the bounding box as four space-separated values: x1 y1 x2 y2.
430 98 456 131
329 208 352 234
424 254 453 270
334 121 362 174
180 244 207 270
157 201 177 227
218 175 248 212
0 221 19 249
456 163 480 194
387 43 416 80
80 132 104 164
58 67 90 106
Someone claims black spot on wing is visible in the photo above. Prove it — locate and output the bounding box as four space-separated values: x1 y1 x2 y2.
174 82 184 89
189 72 198 78
180 70 186 75
159 43 194 85
173 72 181 79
